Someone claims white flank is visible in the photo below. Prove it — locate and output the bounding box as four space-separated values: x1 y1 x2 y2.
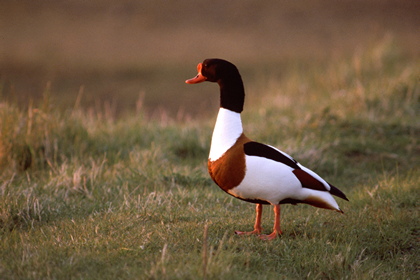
229 155 300 204
209 108 243 161
229 155 340 211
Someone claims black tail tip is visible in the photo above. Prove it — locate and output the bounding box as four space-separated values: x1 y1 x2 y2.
329 184 349 201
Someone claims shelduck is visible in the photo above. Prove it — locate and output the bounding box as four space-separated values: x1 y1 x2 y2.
186 59 348 240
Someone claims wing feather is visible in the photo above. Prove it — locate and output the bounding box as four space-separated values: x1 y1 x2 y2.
243 142 299 169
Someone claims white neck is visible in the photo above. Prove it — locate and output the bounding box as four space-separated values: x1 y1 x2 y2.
209 108 243 161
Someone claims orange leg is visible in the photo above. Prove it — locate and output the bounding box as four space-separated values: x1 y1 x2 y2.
235 203 263 235
259 204 282 240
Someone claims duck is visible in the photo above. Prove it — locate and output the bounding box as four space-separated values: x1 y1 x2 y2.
185 58 348 240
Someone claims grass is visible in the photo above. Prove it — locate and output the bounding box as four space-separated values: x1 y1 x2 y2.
0 39 419 279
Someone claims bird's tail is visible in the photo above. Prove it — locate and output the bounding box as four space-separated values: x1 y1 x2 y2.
328 183 349 201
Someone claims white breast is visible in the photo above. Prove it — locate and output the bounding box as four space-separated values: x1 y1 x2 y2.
209 108 243 161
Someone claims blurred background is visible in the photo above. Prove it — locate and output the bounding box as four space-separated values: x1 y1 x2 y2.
1 0 419 119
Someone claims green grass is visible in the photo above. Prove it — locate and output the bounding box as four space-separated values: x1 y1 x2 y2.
0 40 419 279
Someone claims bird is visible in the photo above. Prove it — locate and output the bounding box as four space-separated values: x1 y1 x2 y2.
185 58 348 240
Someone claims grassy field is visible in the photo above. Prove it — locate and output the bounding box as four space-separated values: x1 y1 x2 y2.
1 1 419 279
0 33 419 279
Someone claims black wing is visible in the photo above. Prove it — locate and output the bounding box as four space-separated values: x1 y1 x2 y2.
243 141 300 170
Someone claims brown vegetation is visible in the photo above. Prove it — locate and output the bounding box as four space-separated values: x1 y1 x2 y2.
1 0 419 117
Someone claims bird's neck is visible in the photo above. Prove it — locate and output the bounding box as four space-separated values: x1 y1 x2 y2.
218 77 245 113
209 108 243 161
